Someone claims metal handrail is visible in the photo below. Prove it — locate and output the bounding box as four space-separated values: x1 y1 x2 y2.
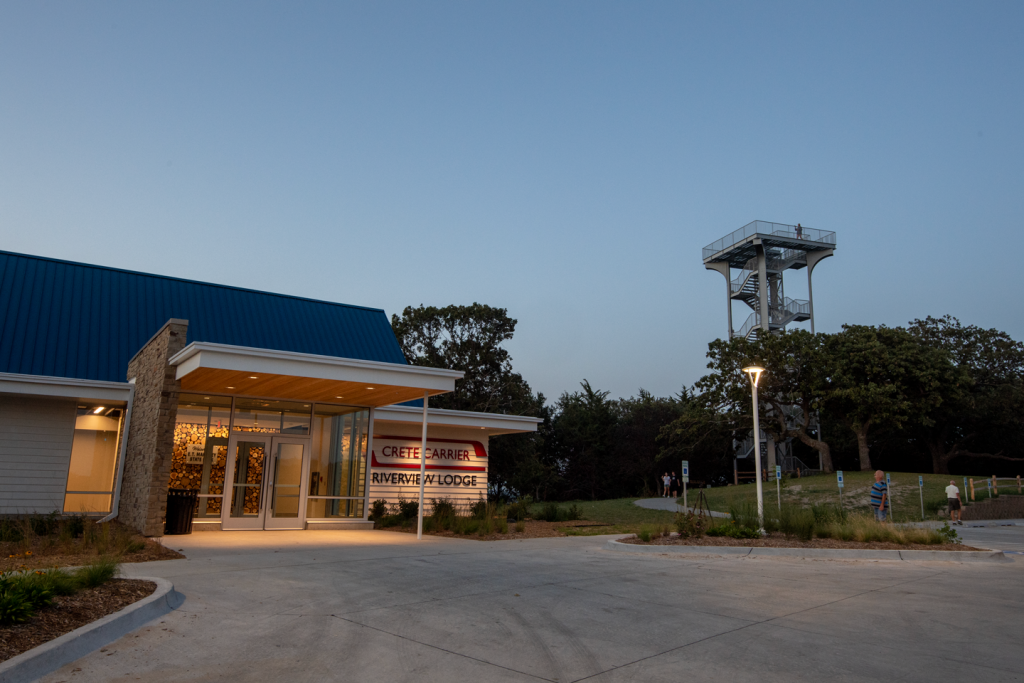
703 221 836 260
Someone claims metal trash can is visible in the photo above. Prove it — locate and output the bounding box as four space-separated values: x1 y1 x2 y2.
165 489 199 535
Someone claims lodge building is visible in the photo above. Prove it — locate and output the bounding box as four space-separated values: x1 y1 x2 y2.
0 250 539 535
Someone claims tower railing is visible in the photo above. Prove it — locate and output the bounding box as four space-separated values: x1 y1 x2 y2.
703 221 836 260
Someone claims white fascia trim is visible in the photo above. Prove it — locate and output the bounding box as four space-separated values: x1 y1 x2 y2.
374 405 542 432
0 372 132 402
168 342 463 392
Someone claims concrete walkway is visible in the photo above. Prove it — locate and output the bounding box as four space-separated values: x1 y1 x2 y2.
634 496 730 517
40 530 1022 682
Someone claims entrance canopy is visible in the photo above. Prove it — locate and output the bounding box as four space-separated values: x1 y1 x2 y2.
169 342 463 407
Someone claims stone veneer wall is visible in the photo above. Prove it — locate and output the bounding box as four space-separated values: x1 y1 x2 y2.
119 319 189 536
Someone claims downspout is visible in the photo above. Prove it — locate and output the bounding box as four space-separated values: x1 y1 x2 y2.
100 378 136 523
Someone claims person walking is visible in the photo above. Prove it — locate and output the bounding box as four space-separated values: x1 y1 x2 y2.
661 472 671 498
669 472 679 499
870 470 889 522
946 479 963 525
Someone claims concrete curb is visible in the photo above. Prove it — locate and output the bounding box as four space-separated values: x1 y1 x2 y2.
0 577 183 683
603 538 1008 563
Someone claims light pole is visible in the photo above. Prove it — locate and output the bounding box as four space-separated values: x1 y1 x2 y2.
743 365 765 533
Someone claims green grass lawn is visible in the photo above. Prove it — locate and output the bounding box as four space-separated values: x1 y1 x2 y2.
528 472 1020 532
693 471 1017 521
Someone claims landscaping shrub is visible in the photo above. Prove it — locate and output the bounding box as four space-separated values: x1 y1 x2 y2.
397 499 419 520
567 504 583 521
0 586 36 625
937 522 961 545
707 523 761 540
75 556 120 589
469 499 489 520
514 520 526 533
779 507 816 541
637 525 654 542
674 511 707 539
0 518 24 543
369 499 388 521
538 503 568 522
431 498 457 531
506 496 532 521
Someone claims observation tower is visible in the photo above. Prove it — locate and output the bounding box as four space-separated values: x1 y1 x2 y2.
702 220 836 340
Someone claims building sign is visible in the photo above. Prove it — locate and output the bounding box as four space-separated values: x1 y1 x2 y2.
185 443 205 465
369 436 487 503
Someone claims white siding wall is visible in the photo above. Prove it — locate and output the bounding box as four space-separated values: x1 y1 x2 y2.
0 395 77 514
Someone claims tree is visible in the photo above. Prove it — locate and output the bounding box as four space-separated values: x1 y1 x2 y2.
613 390 684 496
696 330 836 472
825 324 959 471
545 381 617 500
391 303 548 499
907 316 1024 473
658 387 737 486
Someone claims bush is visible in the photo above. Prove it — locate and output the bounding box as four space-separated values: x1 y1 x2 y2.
567 504 583 521
779 507 816 541
397 499 419 521
469 499 489 520
369 499 388 521
0 518 24 543
514 520 526 533
0 588 36 625
707 523 761 540
430 498 457 531
538 503 567 522
937 522 961 545
674 511 707 539
637 525 654 542
75 557 120 589
506 496 532 521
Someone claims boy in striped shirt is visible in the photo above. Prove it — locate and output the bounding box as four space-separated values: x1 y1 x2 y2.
870 470 889 522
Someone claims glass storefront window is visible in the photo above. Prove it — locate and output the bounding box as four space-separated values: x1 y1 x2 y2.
64 405 124 514
307 406 368 518
233 399 311 435
172 394 232 518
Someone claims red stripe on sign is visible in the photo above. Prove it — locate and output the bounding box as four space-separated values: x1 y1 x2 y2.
370 453 486 472
373 435 487 459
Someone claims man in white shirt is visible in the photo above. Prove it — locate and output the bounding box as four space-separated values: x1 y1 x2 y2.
945 480 963 525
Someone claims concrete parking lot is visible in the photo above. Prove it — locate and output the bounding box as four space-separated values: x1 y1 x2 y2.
43 527 1023 683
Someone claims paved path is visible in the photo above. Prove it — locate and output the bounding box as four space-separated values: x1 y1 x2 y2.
633 497 730 517
42 530 1022 682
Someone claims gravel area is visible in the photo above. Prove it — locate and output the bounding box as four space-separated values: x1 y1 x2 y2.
0 579 157 662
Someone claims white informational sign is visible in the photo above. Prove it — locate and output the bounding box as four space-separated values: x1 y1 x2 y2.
185 443 205 465
775 465 781 480
681 461 689 483
919 475 924 487
369 435 488 505
837 471 844 489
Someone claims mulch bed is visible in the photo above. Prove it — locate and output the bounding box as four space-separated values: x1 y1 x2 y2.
2 539 184 573
0 579 156 662
380 519 610 540
621 533 984 551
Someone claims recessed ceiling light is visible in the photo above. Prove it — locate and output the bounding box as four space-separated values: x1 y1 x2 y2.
226 386 235 389
249 376 258 379
204 396 211 400
93 406 105 414
303 404 309 407
366 387 375 390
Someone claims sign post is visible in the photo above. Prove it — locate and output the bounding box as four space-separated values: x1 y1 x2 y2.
681 461 689 510
837 470 844 510
918 475 925 521
775 465 782 510
886 473 893 521
963 478 969 508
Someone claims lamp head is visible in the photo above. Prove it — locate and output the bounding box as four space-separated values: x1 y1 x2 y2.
742 365 765 387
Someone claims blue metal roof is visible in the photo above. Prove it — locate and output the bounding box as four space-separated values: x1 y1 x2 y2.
0 250 408 382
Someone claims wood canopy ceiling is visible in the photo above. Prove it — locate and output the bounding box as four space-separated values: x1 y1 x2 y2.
178 367 448 407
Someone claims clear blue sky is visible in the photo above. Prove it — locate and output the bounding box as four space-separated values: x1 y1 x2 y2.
2 2 1021 402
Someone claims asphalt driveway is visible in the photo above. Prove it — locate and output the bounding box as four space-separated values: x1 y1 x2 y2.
41 528 1023 682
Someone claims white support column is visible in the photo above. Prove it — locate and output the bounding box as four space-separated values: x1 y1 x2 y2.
805 249 834 335
416 391 428 540
362 408 375 520
756 243 770 335
704 261 733 339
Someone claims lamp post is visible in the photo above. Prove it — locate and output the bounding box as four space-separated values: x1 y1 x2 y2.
742 365 765 533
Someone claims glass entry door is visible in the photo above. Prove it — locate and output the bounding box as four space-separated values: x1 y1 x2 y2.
222 435 310 530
